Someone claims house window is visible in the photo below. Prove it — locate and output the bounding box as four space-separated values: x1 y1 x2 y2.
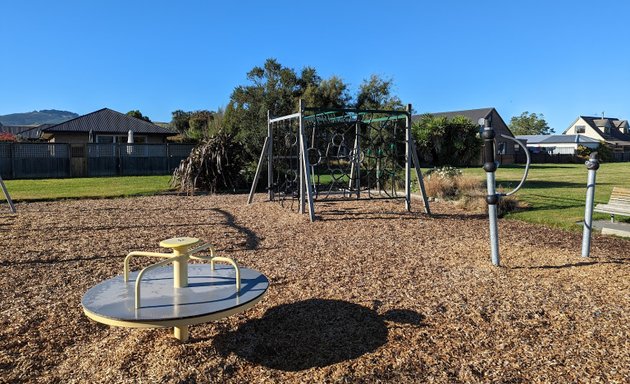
575 125 586 134
497 142 507 155
96 135 146 143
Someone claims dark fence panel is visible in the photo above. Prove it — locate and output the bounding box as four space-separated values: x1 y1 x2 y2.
87 143 194 177
1 143 194 179
0 143 12 179
119 144 168 176
514 151 579 164
87 144 119 176
9 143 71 178
613 152 630 162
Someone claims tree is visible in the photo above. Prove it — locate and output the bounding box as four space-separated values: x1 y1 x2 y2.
301 75 351 109
126 110 151 122
355 75 402 110
223 59 404 166
224 59 355 163
412 114 482 166
509 111 551 135
171 110 192 134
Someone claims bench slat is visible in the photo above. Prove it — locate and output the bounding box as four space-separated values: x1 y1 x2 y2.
594 187 630 219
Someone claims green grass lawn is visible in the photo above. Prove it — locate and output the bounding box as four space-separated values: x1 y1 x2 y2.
2 175 173 201
459 162 630 230
2 163 629 231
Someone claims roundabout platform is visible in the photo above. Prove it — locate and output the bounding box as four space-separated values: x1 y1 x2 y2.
81 237 269 341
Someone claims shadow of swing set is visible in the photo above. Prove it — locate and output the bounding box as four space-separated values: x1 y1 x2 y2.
71 103 616 343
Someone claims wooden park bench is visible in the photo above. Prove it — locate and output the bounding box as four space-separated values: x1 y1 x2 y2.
594 187 630 222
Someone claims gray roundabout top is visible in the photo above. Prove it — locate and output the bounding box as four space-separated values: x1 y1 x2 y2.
82 264 268 326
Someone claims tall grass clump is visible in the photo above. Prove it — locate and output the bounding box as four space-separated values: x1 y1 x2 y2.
170 133 244 194
425 166 528 216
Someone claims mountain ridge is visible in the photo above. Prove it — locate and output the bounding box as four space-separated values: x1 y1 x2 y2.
0 109 79 126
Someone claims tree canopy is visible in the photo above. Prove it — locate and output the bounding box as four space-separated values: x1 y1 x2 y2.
355 75 402 110
126 110 151 122
223 58 403 163
509 111 551 135
412 114 482 166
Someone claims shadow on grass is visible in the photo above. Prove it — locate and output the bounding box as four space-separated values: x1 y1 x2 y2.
213 299 425 371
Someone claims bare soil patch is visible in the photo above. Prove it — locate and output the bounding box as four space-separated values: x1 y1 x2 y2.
0 194 628 383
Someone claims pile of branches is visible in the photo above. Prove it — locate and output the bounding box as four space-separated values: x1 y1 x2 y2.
171 133 244 194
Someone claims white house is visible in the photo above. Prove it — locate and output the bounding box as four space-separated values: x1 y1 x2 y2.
516 134 600 154
563 116 630 153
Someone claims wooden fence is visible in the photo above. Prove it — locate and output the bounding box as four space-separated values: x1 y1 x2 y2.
0 143 194 179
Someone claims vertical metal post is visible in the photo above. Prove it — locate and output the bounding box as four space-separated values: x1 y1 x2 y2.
405 104 412 211
299 100 315 222
410 140 431 215
581 153 599 257
299 100 305 214
348 121 361 198
247 137 269 204
0 175 16 213
481 118 500 266
267 111 274 201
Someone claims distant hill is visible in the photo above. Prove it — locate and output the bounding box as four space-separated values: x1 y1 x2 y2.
0 109 79 125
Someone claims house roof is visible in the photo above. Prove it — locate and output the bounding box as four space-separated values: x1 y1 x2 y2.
0 125 47 139
517 134 600 145
42 108 176 136
564 116 630 144
412 107 495 124
412 107 515 138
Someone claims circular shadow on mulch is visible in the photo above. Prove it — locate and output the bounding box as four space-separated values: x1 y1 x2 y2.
214 299 423 371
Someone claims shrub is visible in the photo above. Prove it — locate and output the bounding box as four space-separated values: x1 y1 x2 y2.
0 132 17 142
170 133 244 194
423 167 527 216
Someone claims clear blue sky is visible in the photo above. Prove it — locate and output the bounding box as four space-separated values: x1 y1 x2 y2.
2 0 629 132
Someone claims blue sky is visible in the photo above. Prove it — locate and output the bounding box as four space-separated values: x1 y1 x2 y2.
1 0 629 132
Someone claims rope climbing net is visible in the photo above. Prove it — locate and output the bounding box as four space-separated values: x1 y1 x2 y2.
247 101 430 222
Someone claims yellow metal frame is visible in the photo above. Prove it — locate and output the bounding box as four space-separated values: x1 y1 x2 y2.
123 238 241 310
110 237 244 341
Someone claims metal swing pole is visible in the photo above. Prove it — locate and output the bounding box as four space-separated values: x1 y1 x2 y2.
267 110 274 201
405 104 412 211
481 118 500 266
581 152 600 257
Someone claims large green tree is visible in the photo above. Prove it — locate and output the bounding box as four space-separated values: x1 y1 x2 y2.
126 110 151 122
171 110 192 134
355 75 403 110
509 111 551 135
412 114 482 166
224 59 353 162
223 58 404 165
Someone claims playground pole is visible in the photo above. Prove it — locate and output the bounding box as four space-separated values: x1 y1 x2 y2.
581 153 599 258
405 104 412 211
481 118 500 266
0 175 15 213
267 111 274 201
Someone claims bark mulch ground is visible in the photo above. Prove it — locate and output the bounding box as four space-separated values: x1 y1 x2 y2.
0 194 628 383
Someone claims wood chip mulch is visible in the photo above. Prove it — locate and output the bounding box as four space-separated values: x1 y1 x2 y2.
0 194 628 383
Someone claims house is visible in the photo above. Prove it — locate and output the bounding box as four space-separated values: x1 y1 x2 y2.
0 124 48 141
412 107 516 164
41 108 176 144
516 134 600 154
563 116 630 153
